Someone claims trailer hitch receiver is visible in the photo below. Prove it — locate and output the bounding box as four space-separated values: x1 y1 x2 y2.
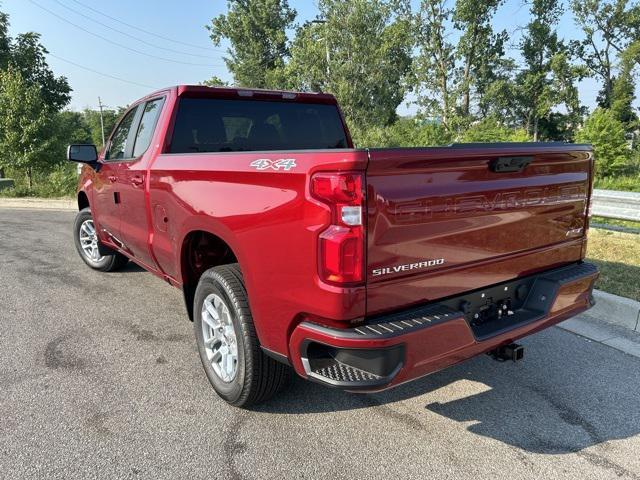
488 343 524 362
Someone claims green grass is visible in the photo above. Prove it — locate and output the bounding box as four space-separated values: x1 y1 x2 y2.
594 174 640 192
587 228 640 301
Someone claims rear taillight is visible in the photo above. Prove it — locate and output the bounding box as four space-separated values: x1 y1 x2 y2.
311 172 365 285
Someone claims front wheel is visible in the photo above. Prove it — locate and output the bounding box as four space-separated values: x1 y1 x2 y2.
194 264 290 407
73 207 128 272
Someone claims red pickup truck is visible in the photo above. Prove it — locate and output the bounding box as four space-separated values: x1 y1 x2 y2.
68 85 598 407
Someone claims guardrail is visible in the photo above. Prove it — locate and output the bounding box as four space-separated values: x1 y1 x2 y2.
592 189 640 222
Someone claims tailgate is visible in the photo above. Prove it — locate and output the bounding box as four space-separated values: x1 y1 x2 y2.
365 144 593 315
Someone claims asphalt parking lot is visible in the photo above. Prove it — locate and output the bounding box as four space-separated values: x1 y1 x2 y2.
1 208 639 480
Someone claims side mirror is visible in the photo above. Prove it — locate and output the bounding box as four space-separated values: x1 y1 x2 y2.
67 144 98 164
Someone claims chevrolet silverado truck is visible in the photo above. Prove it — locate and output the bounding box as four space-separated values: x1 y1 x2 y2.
67 85 598 407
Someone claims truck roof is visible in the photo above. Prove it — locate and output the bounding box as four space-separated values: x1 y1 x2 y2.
141 85 339 105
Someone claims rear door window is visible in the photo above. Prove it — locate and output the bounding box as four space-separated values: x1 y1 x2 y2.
169 97 348 153
132 98 165 157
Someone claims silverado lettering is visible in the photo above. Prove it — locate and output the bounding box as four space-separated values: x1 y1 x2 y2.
372 259 445 277
67 85 598 407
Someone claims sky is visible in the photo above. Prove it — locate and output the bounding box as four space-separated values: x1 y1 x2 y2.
3 0 607 114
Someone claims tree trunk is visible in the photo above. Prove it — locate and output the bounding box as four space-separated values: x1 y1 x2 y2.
461 63 471 117
440 71 449 128
0 167 4 179
26 167 33 189
461 25 478 118
533 117 539 142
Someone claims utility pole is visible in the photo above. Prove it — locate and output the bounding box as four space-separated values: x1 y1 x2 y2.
97 97 106 147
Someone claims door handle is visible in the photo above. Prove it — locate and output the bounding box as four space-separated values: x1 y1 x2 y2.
108 175 117 183
131 175 145 187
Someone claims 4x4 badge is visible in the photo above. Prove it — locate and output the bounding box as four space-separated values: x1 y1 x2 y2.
250 158 297 171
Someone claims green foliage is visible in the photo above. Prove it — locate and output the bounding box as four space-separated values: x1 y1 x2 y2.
453 0 506 118
459 117 531 142
610 40 640 129
0 7 73 191
58 110 91 145
202 76 229 87
0 68 60 188
413 0 455 127
0 10 10 69
9 33 71 112
594 173 640 192
350 117 452 147
208 0 296 88
37 162 78 197
81 107 121 149
570 0 640 112
286 0 413 129
517 0 569 141
0 162 77 198
576 108 632 176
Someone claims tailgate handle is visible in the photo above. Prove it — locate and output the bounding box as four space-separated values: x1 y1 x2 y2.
490 156 533 173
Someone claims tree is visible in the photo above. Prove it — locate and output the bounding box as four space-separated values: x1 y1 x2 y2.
58 111 91 145
0 68 59 188
202 75 229 87
576 108 631 176
0 9 9 69
414 0 455 128
453 0 505 118
609 40 640 127
517 0 574 141
570 0 640 110
208 0 296 88
287 0 413 129
414 0 513 131
10 32 71 112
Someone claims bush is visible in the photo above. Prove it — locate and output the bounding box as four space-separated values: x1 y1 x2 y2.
459 117 531 143
594 174 640 192
350 118 452 147
0 162 77 198
575 108 632 177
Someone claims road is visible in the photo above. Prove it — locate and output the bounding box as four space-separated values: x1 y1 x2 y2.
1 208 639 480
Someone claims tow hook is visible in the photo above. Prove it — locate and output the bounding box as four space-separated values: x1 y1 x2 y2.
488 343 524 362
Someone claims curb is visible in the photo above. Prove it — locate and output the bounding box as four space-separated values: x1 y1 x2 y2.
587 289 640 332
0 198 75 211
558 289 640 359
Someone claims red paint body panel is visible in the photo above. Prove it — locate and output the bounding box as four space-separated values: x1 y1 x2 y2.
147 149 368 353
76 85 597 392
365 146 592 315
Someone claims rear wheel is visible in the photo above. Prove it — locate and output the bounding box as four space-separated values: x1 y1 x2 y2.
73 208 128 272
194 264 290 407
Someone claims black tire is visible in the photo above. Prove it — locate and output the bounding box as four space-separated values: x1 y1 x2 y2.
194 264 290 407
73 207 129 272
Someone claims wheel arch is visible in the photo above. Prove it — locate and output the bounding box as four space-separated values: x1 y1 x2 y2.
77 191 90 211
179 229 241 321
